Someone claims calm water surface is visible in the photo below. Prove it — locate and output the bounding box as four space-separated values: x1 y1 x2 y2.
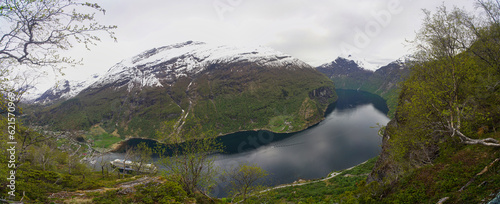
96 89 390 197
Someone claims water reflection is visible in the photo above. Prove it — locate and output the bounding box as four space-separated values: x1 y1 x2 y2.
94 89 390 197
213 104 388 184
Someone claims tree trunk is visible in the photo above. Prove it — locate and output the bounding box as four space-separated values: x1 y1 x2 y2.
455 129 500 147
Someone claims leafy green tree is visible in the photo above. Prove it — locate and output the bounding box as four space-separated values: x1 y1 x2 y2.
67 151 78 174
406 2 500 149
32 143 56 171
227 163 269 203
370 0 500 179
119 145 134 178
157 137 224 196
131 142 154 174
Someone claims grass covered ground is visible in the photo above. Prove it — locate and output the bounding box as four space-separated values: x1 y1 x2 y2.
349 137 500 204
89 133 122 149
245 157 378 203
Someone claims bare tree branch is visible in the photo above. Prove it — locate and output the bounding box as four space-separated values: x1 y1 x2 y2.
0 0 116 67
459 157 500 191
455 129 500 147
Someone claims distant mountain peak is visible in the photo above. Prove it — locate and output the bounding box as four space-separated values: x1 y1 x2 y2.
29 73 102 104
341 55 380 71
319 56 380 72
316 57 372 79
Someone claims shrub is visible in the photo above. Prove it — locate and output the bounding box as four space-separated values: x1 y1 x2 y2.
133 181 187 203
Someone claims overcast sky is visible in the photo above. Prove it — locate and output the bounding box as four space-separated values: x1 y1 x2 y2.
20 0 479 91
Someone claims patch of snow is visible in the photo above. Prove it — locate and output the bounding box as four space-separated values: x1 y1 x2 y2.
91 41 312 90
318 55 382 71
344 55 380 71
61 73 101 99
30 73 101 104
30 41 313 103
21 86 44 102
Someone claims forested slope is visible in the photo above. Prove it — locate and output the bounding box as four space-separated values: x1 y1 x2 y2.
340 2 500 203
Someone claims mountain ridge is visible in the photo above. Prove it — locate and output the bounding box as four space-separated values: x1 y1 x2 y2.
24 41 336 142
27 41 314 104
316 56 410 117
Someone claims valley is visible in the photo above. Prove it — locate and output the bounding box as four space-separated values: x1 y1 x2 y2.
7 39 500 203
2 0 500 203
23 41 336 142
94 89 389 198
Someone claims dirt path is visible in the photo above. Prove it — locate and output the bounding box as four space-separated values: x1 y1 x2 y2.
48 176 162 200
260 160 369 193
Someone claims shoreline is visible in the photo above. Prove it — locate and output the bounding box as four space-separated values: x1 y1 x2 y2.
259 159 370 193
107 102 335 152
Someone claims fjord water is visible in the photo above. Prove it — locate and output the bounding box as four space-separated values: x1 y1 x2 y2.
210 89 389 195
100 89 389 197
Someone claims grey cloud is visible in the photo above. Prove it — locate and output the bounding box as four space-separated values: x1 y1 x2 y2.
48 0 480 83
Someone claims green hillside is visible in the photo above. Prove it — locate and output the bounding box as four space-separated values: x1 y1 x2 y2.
25 62 336 143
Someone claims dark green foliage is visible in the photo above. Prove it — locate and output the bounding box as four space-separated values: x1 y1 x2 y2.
349 145 500 204
26 85 183 138
133 181 187 203
272 176 366 203
158 137 224 195
351 3 500 203
91 189 133 204
90 180 225 204
15 169 63 203
0 115 138 202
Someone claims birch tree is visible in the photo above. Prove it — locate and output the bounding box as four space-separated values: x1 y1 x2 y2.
158 138 224 196
227 163 269 203
132 142 153 174
405 2 500 151
0 0 116 67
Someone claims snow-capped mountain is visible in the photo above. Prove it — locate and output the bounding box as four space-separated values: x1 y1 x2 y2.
90 40 311 91
30 74 101 104
316 57 373 78
316 56 409 86
341 55 380 71
316 56 410 116
30 41 312 104
26 41 336 140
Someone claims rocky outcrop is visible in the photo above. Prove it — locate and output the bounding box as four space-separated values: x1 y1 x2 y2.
309 86 335 105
